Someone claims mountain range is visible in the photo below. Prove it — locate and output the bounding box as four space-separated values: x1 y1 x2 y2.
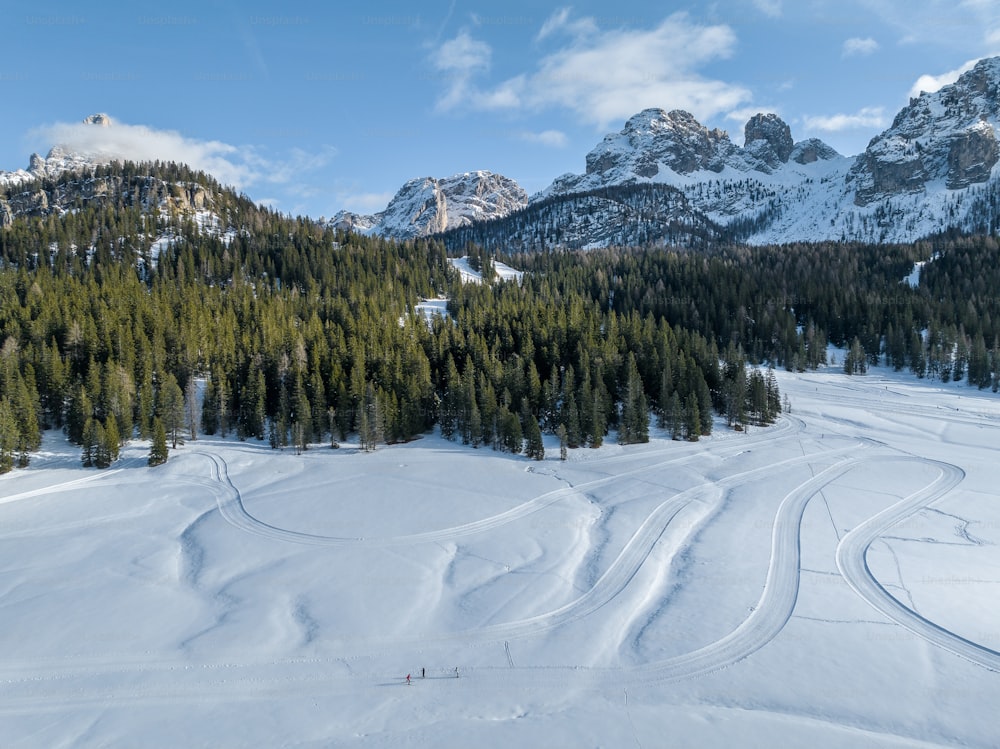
343 56 1000 248
5 58 1000 247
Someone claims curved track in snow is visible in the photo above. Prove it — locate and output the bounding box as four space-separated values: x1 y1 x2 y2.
204 416 812 549
835 459 1000 673
199 434 990 685
635 458 863 683
3 412 994 720
416 443 870 649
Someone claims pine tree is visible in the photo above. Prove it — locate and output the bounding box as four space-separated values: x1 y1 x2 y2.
0 399 18 474
99 417 121 467
81 417 98 467
495 406 521 453
185 377 200 442
524 414 544 460
619 354 649 445
201 375 219 435
589 387 606 447
665 391 682 440
684 393 701 442
67 385 93 445
158 373 186 449
149 417 169 466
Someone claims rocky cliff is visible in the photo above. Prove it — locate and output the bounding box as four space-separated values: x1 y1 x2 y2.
331 171 527 240
848 57 1000 205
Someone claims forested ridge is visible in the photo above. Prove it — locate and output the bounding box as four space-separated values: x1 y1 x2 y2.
1 161 997 472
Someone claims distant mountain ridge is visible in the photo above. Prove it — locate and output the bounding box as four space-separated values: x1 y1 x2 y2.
0 114 114 191
7 59 1000 246
330 171 527 240
538 109 842 199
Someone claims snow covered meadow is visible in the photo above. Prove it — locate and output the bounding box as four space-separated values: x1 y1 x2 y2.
2 365 1000 747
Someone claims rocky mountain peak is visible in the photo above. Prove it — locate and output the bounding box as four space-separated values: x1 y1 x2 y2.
539 106 841 201
744 113 794 167
331 170 527 240
82 113 113 127
850 56 1000 204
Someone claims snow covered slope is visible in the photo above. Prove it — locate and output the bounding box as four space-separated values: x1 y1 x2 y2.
2 367 1000 747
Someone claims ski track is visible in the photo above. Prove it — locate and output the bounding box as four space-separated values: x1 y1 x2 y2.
1 412 992 713
207 417 810 549
835 460 1000 673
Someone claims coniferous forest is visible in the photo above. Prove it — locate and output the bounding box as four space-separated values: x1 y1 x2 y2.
2 162 1000 472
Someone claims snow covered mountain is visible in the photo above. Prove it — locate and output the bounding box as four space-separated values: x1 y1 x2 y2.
0 113 112 191
848 57 1000 204
518 57 1000 246
10 58 1000 248
438 183 729 252
330 170 527 240
539 109 844 198
0 114 243 244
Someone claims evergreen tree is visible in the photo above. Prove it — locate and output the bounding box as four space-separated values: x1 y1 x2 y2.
185 377 200 442
201 375 219 435
524 414 545 460
158 372 186 449
589 386 606 448
0 399 18 474
684 393 701 442
500 407 522 454
619 354 649 444
666 391 682 440
148 417 169 466
81 418 99 467
67 385 93 445
103 417 121 466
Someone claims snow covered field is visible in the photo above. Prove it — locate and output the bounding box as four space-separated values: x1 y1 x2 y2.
2 366 1000 747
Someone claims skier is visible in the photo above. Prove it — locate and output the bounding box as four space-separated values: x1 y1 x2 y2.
406 673 411 685
421 667 425 679
454 666 459 678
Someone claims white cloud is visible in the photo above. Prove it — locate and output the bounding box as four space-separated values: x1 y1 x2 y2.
266 146 339 185
908 58 979 98
856 0 1000 50
432 30 493 112
434 12 751 129
752 0 783 17
803 106 886 132
337 191 395 214
537 8 598 40
31 116 336 191
434 30 491 72
518 129 568 147
842 37 879 57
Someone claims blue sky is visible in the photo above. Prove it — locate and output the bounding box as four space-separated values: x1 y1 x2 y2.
2 0 999 219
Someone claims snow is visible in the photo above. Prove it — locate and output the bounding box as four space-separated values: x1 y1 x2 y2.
904 261 926 288
408 298 450 328
449 256 523 284
2 366 1000 747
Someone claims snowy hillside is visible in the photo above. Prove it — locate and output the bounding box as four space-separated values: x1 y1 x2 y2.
2 369 1000 747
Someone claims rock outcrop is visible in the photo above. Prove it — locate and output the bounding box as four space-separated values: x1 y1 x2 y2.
848 57 1000 205
332 171 527 240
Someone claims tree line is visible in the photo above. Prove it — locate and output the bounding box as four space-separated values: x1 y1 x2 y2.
6 164 1000 475
0 163 781 473
8 164 1000 475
